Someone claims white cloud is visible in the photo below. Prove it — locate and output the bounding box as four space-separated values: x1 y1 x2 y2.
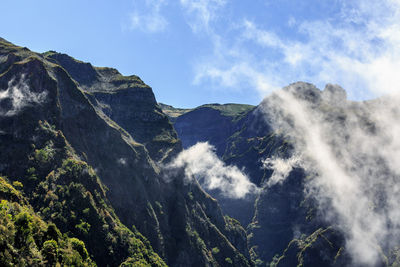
194 60 280 93
262 155 301 188
117 158 127 165
180 0 226 33
0 75 47 116
129 0 168 33
166 142 259 198
242 20 284 49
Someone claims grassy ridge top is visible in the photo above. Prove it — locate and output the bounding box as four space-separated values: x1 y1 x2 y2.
197 103 255 117
159 103 255 119
158 103 193 118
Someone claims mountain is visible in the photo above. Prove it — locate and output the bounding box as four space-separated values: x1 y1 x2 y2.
4 36 400 267
164 83 400 266
0 38 252 266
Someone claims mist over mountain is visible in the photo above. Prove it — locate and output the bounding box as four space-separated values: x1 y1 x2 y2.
167 83 400 267
1 37 400 267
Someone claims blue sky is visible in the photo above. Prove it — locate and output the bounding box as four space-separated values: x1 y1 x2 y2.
1 0 400 108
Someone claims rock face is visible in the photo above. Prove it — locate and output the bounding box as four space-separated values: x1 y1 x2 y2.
45 52 181 162
168 104 259 226
168 103 284 226
0 38 251 267
173 104 254 157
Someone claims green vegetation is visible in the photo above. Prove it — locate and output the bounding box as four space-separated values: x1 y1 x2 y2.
0 176 24 202
186 224 207 253
159 103 254 122
12 181 23 189
0 178 95 266
270 228 346 267
110 74 150 89
212 247 220 254
225 257 233 264
0 120 166 266
158 103 193 119
198 103 254 118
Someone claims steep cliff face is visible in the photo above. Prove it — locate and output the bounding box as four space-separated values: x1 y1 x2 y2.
166 104 261 226
168 103 280 226
0 38 251 267
45 52 181 162
171 104 254 157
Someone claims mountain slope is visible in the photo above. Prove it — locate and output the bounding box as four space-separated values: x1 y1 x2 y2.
0 38 251 266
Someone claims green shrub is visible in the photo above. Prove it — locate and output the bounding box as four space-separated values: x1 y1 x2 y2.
26 167 38 184
225 257 233 264
12 181 23 189
42 240 58 265
14 212 33 248
75 220 91 236
46 223 61 241
70 237 89 260
212 247 220 254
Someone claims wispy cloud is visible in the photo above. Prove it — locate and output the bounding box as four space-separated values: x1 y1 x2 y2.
194 60 281 93
0 75 47 116
262 155 302 188
165 142 259 198
179 0 226 33
128 0 168 33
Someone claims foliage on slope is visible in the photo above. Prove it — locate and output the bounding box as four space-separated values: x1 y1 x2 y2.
14 120 165 266
0 176 95 266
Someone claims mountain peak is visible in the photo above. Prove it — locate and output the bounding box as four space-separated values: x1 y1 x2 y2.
0 37 13 45
0 37 8 43
322 83 347 103
283 81 322 103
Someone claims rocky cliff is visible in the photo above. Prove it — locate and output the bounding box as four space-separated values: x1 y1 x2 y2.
0 38 251 267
